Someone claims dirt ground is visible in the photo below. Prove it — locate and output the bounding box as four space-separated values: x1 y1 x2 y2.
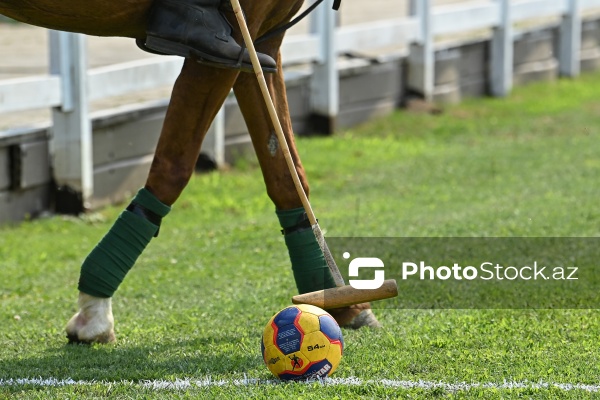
0 0 470 130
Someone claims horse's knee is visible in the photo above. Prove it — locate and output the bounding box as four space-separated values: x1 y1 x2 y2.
146 158 194 205
264 169 310 210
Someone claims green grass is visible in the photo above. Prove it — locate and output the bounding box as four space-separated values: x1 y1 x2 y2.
1 70 600 398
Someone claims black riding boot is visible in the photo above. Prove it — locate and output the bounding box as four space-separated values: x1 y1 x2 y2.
138 0 277 73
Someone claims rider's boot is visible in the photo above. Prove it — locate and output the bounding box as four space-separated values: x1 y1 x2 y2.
138 0 277 73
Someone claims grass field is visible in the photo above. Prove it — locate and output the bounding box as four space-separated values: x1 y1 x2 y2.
1 69 600 399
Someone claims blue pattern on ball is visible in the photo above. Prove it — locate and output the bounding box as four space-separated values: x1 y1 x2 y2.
278 359 333 381
275 325 302 354
319 315 342 343
273 306 300 327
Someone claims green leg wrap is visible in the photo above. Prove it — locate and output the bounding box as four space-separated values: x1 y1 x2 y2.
277 208 336 294
78 188 171 298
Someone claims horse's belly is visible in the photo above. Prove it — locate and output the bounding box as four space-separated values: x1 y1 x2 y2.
0 0 151 38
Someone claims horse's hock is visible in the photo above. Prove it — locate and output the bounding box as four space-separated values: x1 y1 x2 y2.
1 2 600 223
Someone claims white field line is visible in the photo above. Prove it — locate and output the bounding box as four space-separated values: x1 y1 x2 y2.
1 377 600 392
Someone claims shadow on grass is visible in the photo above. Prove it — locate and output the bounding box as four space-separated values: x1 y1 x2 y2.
2 334 262 381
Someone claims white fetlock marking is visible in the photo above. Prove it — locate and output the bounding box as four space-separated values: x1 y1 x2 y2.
66 292 115 343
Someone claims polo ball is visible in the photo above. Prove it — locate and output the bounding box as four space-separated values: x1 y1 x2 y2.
261 304 343 381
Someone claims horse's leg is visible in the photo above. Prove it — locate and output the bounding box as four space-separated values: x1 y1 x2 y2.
232 50 381 329
66 60 239 343
144 62 238 204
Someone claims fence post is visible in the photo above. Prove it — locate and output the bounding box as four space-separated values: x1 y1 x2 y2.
49 31 93 211
213 107 225 167
408 0 418 16
408 0 434 102
309 1 339 134
559 0 581 77
490 0 513 97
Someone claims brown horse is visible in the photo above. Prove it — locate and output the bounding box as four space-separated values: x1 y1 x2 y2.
0 0 379 343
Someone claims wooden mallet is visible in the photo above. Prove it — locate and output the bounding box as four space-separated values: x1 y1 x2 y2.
230 0 398 309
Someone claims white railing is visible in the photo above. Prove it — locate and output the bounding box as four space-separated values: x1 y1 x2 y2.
0 0 599 205
0 75 62 113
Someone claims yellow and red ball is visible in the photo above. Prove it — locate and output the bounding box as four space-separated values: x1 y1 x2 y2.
261 304 343 381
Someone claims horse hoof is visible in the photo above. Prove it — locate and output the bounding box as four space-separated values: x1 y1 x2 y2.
65 292 116 344
327 303 382 329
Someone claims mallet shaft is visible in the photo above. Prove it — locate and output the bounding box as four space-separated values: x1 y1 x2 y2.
230 0 345 287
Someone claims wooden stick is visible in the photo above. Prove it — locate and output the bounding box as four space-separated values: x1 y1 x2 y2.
230 0 345 287
292 279 399 309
